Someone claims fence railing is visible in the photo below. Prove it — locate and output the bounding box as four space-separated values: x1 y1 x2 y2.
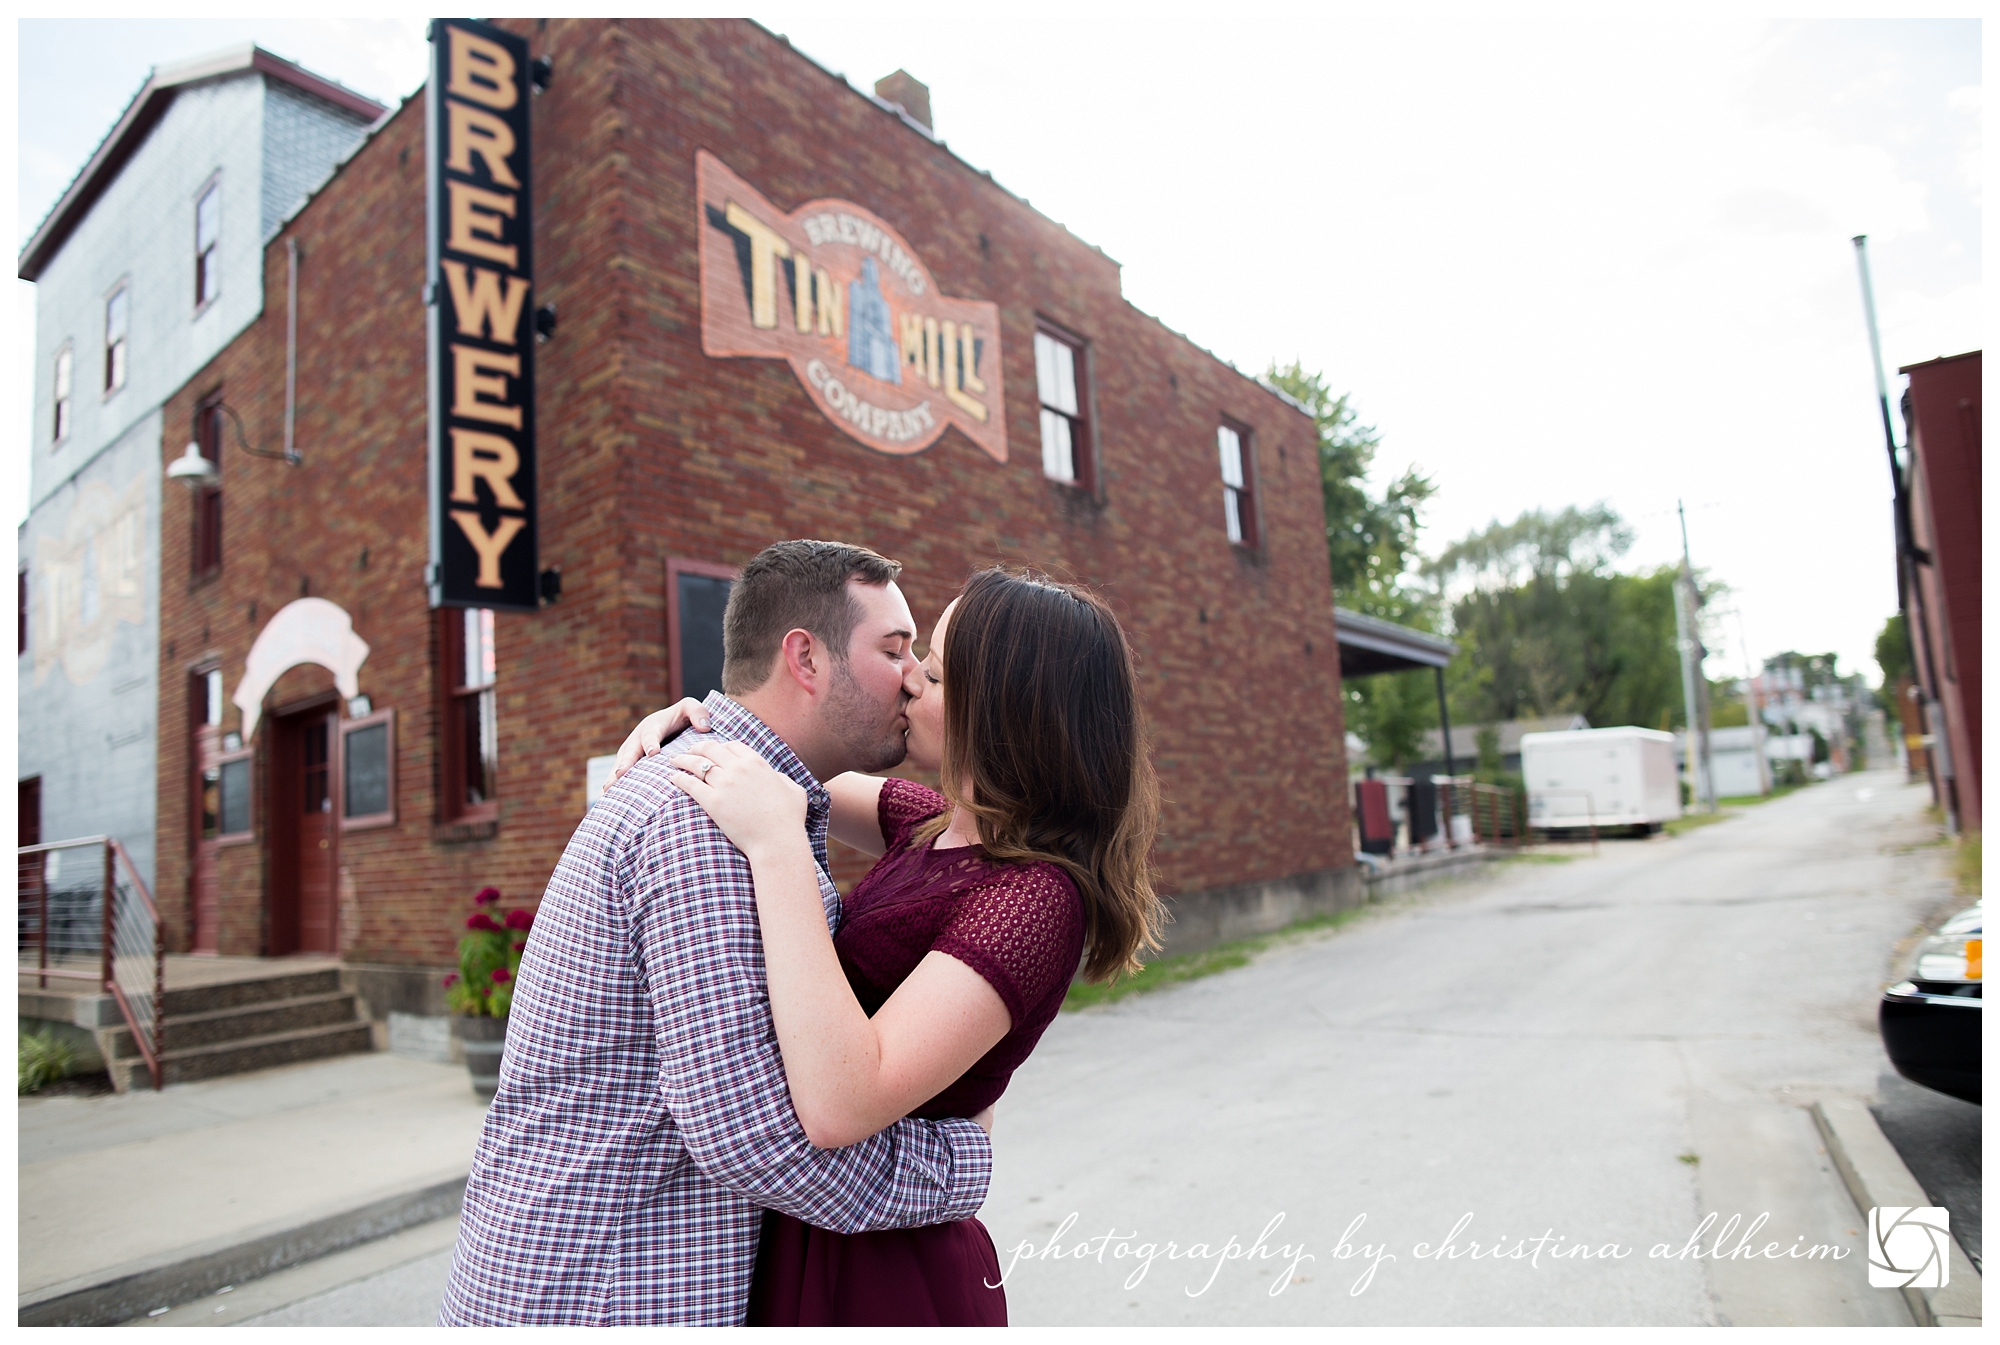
1462 782 1527 847
18 836 164 1090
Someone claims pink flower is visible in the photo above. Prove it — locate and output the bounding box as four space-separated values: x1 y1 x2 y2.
474 886 502 905
491 967 512 984
466 913 501 932
504 908 533 931
443 973 460 987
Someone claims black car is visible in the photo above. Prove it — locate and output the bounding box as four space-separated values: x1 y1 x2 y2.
1880 902 1982 1105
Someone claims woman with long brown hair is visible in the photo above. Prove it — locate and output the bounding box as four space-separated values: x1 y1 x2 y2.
611 566 1161 1325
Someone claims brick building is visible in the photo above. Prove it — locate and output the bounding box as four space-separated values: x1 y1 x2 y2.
18 46 381 894
1899 350 1981 833
154 18 1354 1020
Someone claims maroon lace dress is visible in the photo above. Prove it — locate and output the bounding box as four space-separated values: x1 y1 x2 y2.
744 778 1085 1326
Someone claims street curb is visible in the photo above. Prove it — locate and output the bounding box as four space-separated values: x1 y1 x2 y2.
16 1174 466 1327
1810 1098 1981 1328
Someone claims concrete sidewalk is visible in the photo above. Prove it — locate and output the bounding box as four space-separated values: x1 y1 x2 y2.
19 1052 487 1326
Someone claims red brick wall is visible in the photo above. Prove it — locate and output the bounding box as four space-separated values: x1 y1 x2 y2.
157 18 1351 966
1904 352 1981 831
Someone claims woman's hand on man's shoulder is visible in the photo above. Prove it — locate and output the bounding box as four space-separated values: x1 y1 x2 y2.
608 697 712 792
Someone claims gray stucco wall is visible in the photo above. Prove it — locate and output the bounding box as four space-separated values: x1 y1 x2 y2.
27 77 268 511
19 410 164 890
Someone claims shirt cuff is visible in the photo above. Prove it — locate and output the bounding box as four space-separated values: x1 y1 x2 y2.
929 1115 994 1222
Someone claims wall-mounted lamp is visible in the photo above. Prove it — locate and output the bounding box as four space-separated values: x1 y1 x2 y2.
535 303 557 344
167 239 312 492
166 442 220 490
165 401 300 492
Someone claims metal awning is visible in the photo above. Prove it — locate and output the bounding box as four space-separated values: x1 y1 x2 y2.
1334 607 1456 678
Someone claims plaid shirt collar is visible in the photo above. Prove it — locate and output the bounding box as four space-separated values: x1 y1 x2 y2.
698 692 833 872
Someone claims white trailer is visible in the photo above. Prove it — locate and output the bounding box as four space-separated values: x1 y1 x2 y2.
1522 727 1681 833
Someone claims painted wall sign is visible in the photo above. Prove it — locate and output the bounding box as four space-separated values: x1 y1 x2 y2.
697 151 1007 463
426 18 538 611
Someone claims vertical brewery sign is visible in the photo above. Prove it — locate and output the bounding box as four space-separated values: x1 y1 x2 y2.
427 18 537 611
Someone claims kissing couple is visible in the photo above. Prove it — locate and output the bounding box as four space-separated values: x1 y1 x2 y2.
439 539 1162 1326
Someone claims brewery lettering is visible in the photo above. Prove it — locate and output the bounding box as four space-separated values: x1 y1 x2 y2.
428 19 538 608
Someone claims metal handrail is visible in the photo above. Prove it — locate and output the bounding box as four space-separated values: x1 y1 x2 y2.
17 835 165 1090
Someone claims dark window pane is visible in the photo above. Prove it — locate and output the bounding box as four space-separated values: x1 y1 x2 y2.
303 719 329 814
219 759 250 835
462 690 496 805
678 573 733 703
344 722 390 817
200 406 224 462
195 487 223 576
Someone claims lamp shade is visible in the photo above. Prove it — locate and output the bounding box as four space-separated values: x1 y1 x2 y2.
166 442 219 490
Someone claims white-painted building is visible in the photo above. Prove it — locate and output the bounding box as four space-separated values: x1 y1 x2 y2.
18 46 382 888
1703 725 1771 798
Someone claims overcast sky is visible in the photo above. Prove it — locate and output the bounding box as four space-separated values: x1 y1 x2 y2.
13 16 1981 683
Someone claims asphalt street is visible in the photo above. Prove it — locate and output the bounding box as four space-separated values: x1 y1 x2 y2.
982 770 1953 1327
132 769 1966 1327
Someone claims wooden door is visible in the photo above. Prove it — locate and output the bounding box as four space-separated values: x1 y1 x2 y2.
297 714 336 953
269 706 338 956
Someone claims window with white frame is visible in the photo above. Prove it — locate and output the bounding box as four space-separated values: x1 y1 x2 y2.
104 285 129 393
195 179 222 309
443 607 499 819
1218 421 1256 547
1034 328 1089 485
52 346 72 443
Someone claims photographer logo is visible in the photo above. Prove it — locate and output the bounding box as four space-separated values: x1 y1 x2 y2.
1867 1207 1950 1288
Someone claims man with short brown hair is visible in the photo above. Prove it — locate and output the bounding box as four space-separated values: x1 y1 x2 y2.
442 539 987 1327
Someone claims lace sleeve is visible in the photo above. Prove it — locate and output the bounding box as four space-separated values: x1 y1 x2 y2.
931 863 1083 1027
877 777 948 852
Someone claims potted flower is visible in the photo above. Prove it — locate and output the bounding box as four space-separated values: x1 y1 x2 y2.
446 886 534 1099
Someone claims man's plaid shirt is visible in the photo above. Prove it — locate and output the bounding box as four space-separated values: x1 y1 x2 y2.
439 694 993 1325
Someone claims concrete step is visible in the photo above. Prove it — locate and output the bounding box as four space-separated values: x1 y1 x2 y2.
109 1021 374 1092
106 991 364 1059
160 967 344 1018
19 985 122 1028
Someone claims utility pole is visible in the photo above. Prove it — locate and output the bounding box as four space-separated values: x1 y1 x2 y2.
1677 500 1715 812
1853 235 1948 824
1733 608 1773 796
1672 549 1699 806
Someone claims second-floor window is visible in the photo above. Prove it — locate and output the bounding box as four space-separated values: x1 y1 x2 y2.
52 346 72 443
1218 421 1256 547
442 607 499 820
104 285 129 393
1034 327 1090 486
195 180 221 309
192 401 223 578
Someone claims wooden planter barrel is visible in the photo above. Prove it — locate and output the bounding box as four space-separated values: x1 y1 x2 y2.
454 1014 508 1100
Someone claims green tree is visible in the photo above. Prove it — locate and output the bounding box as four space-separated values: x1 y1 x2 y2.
1266 362 1442 768
1428 506 1696 733
1265 361 1435 615
1708 676 1749 729
1873 614 1910 711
